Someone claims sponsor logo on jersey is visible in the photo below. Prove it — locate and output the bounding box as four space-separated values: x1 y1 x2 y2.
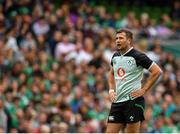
129 116 134 121
117 67 125 77
109 116 114 121
127 60 133 66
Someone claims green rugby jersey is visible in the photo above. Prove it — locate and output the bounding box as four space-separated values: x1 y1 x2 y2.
111 47 153 103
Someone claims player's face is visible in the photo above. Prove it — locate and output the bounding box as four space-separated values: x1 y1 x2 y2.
115 32 130 51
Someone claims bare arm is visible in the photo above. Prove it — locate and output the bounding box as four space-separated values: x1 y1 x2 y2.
143 63 162 92
108 67 116 102
131 63 162 98
108 67 115 90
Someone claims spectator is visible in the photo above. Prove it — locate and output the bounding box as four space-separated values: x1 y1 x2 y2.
55 34 75 59
0 98 7 132
0 0 179 133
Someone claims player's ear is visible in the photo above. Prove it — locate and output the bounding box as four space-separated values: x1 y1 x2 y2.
127 38 131 44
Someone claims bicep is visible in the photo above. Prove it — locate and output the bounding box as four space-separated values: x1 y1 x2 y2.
149 62 162 74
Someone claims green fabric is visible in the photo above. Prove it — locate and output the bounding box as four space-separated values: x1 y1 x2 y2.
40 64 51 72
152 104 162 117
18 7 30 15
25 88 33 100
7 105 16 115
7 105 19 128
44 79 51 91
177 123 180 131
11 114 19 128
88 110 108 120
23 67 33 76
135 103 145 112
165 104 177 118
115 20 124 29
87 74 95 86
161 125 178 133
19 96 29 109
34 93 42 102
27 77 34 85
9 11 18 17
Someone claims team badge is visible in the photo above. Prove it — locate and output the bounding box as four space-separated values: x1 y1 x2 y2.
129 116 134 121
127 60 133 66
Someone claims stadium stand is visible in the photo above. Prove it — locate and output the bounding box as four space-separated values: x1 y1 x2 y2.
0 0 179 132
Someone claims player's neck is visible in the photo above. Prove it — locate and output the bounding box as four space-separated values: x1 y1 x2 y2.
119 46 133 55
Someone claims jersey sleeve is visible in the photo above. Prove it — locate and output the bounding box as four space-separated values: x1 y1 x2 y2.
110 56 114 66
136 53 153 69
110 53 116 66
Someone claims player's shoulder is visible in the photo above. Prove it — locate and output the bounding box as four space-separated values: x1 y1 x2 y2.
112 51 121 58
125 48 147 58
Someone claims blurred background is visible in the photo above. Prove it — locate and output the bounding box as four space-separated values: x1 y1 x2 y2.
0 0 179 133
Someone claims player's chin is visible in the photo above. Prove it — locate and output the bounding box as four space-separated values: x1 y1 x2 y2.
117 46 122 51
117 44 121 48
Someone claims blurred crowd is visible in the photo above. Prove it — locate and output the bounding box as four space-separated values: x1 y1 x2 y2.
0 0 180 133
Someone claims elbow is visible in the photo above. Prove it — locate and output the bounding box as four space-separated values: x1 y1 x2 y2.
159 71 163 78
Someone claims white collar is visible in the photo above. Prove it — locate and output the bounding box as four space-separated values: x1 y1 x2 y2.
121 47 133 56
